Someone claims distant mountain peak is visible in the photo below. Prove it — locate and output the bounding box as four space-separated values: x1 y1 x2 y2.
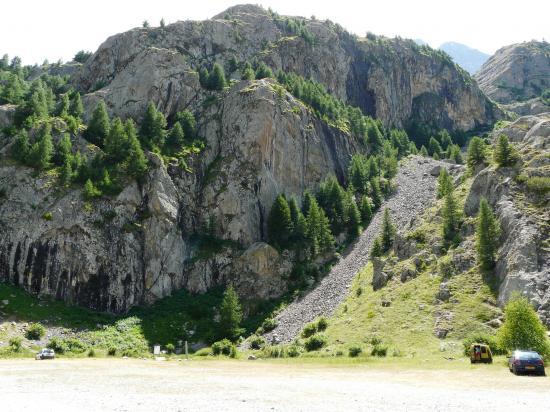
438 42 490 74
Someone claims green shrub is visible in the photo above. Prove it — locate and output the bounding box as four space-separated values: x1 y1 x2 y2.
301 322 318 338
316 317 328 332
9 337 22 352
107 347 117 356
348 346 362 357
526 176 550 196
88 348 96 357
41 212 53 221
194 347 211 357
462 333 505 356
211 339 234 356
371 345 388 357
165 343 175 354
47 337 67 353
48 337 87 354
249 335 266 350
304 334 327 351
261 318 278 332
25 322 46 340
287 344 301 358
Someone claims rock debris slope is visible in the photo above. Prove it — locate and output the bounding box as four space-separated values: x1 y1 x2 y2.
265 156 452 343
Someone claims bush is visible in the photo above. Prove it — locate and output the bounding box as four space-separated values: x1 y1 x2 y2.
301 322 318 338
304 334 327 351
526 176 550 197
316 317 328 332
371 345 388 357
88 348 96 357
211 339 234 356
249 335 266 350
25 322 46 340
107 346 117 356
348 346 362 357
261 317 278 332
9 337 22 352
165 343 175 354
48 337 87 354
194 347 212 357
41 212 53 221
462 333 505 356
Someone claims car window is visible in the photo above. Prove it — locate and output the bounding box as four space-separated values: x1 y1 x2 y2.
518 352 540 360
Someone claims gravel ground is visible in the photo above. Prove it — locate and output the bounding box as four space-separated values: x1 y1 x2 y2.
265 156 454 343
2 358 549 411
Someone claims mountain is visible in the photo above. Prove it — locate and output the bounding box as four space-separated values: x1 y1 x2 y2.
475 41 550 107
0 4 501 313
439 41 490 74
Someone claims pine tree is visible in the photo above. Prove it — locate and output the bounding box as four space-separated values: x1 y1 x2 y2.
86 100 110 145
125 119 148 178
429 137 443 158
32 124 54 170
305 198 334 256
267 194 293 248
58 93 70 117
60 157 73 186
56 133 72 166
442 190 461 245
467 136 487 172
104 117 127 162
420 145 429 157
241 62 255 80
347 197 362 237
69 92 84 119
219 286 243 342
166 122 185 152
449 144 463 164
11 130 30 164
199 67 209 88
366 121 383 152
1 73 24 104
174 110 196 139
287 197 301 228
436 168 453 199
142 20 150 28
437 130 453 151
28 84 49 119
208 63 227 90
255 62 273 79
302 191 314 215
475 198 500 271
360 196 373 224
139 102 166 148
493 134 519 168
408 142 418 155
370 237 383 258
370 178 382 210
348 154 369 194
380 208 396 252
84 178 101 199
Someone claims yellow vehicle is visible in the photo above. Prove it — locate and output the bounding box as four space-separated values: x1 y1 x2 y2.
469 343 493 364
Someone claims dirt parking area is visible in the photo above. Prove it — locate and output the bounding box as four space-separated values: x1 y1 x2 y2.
1 358 549 411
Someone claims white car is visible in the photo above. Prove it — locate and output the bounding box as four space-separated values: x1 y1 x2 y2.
35 348 55 360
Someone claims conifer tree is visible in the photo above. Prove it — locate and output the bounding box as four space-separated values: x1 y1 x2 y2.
60 157 73 186
408 142 418 155
69 92 84 119
32 124 53 170
420 145 429 157
436 168 453 199
58 93 70 117
302 191 314 215
347 197 362 237
369 178 382 210
493 134 519 168
174 110 196 139
287 197 301 228
199 67 209 88
305 198 334 256
467 136 487 172
125 119 148 178
255 62 273 79
429 137 443 158
86 100 110 145
360 196 373 224
219 285 244 342
140 102 166 148
84 178 101 199
475 198 500 271
437 130 453 151
370 237 383 258
1 73 24 104
442 190 461 245
11 130 30 164
208 63 227 90
104 117 127 162
268 194 293 248
380 208 396 252
166 122 185 151
366 121 383 152
449 144 463 164
56 133 72 166
241 61 255 80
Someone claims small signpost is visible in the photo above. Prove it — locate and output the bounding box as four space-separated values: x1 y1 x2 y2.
153 345 161 355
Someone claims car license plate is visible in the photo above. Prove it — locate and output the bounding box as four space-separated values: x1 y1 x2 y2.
526 366 535 370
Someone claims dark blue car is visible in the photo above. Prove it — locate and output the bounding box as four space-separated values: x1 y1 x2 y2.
508 350 546 376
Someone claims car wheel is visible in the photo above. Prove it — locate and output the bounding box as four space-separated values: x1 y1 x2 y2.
512 365 518 375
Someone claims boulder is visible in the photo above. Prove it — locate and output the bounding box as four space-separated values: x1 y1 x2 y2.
372 258 389 290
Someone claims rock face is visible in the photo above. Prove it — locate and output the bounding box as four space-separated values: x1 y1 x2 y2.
75 4 499 132
475 41 550 111
0 79 359 312
464 113 550 325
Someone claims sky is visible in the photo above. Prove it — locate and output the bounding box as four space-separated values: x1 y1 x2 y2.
1 0 548 65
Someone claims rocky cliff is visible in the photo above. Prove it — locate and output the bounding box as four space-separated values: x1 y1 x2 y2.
475 41 550 114
75 4 499 133
0 4 502 313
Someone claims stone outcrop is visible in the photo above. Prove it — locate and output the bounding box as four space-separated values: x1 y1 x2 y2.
74 4 499 132
464 113 550 325
474 41 550 113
